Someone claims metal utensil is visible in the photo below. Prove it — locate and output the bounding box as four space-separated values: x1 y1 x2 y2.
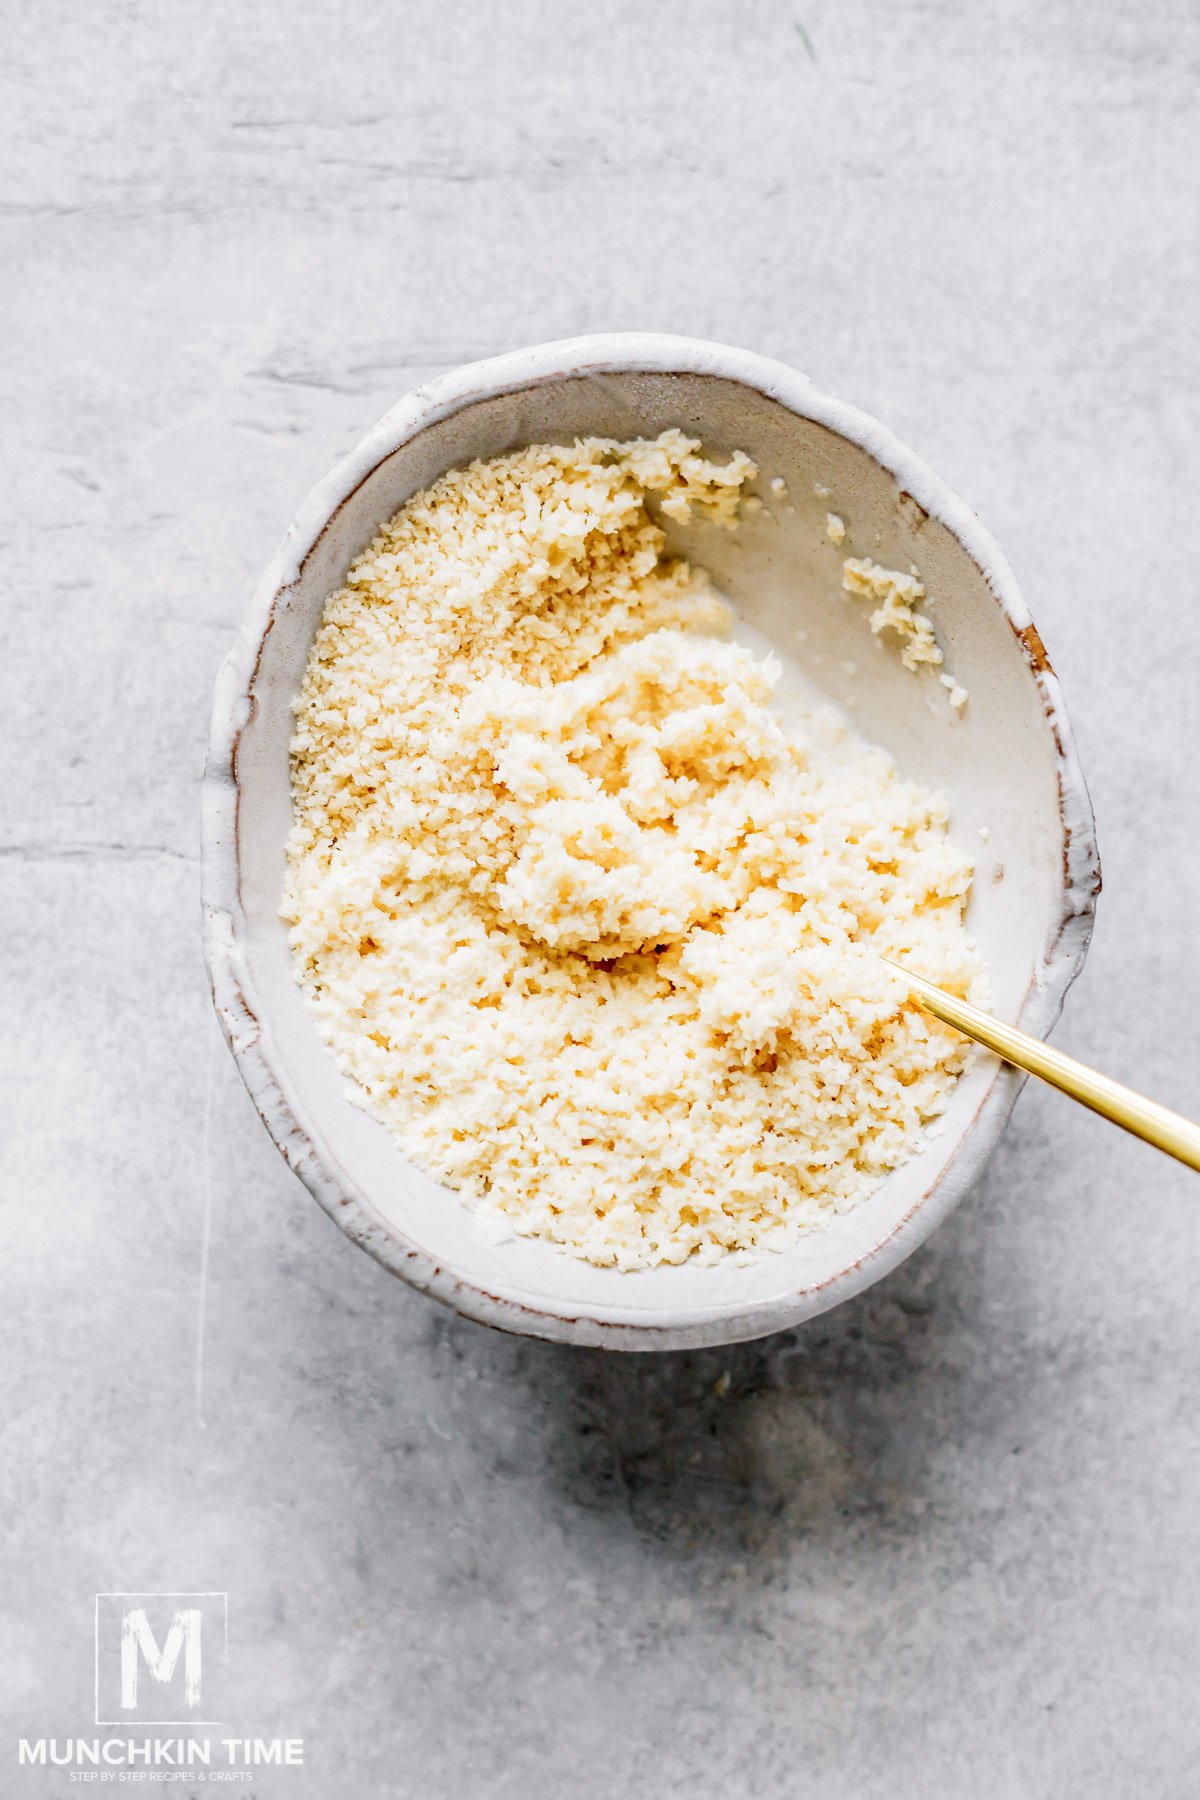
887 961 1200 1174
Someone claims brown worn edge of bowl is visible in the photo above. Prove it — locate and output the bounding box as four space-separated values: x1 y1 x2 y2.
200 333 1101 1351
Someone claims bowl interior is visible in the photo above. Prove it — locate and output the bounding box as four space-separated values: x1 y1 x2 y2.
225 362 1081 1344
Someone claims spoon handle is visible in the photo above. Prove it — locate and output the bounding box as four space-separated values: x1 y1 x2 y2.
887 961 1200 1174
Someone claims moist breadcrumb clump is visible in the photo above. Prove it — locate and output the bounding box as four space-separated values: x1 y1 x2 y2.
284 431 985 1269
842 555 947 674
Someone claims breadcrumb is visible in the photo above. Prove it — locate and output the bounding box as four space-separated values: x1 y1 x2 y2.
842 555 949 679
285 433 984 1269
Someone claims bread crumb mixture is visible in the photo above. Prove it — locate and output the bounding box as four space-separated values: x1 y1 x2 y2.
285 432 984 1269
841 555 966 710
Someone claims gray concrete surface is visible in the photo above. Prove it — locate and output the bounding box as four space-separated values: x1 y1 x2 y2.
4 1 1200 1794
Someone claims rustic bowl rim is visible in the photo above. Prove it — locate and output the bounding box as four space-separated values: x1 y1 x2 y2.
201 332 1100 1349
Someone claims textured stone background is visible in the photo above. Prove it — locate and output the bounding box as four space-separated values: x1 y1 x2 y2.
4 2 1200 1794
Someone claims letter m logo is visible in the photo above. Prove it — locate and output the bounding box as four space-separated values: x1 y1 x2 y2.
95 1593 227 1724
121 1606 201 1709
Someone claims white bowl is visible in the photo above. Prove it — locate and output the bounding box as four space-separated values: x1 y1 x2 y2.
202 334 1099 1350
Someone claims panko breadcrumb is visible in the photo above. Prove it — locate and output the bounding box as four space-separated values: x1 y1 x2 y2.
841 554 967 709
284 432 985 1269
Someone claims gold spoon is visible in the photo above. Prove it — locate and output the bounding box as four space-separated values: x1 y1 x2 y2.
884 960 1200 1174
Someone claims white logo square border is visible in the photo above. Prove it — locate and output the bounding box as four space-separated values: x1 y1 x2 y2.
94 1591 229 1725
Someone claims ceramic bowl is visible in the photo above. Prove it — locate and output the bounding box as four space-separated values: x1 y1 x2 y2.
202 334 1099 1350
